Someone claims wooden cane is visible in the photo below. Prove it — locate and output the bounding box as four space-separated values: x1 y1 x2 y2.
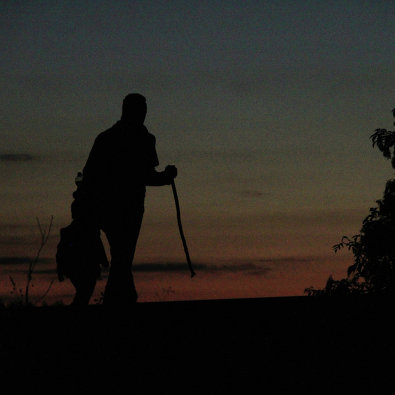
171 180 196 278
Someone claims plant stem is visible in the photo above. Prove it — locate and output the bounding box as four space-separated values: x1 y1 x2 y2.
25 216 53 305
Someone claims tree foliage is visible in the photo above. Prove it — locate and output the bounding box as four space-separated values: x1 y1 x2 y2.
306 108 395 296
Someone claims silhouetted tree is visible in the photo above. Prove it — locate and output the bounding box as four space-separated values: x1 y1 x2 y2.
306 108 395 296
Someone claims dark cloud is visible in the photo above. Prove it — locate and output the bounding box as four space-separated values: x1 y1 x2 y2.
216 256 318 275
2 260 270 274
256 256 315 264
0 224 39 249
133 262 207 272
0 257 307 277
0 257 51 265
133 261 272 275
0 236 30 246
0 154 35 162
211 262 272 276
219 257 318 276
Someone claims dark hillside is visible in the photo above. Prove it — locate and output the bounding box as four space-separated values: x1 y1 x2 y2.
0 296 393 394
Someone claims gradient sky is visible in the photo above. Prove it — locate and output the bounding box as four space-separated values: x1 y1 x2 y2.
1 1 394 302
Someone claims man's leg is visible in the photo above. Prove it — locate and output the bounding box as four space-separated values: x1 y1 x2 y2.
70 275 97 306
102 210 143 306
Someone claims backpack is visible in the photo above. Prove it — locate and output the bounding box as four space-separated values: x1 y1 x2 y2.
56 221 108 282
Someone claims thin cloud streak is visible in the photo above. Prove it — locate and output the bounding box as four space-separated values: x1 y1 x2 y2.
133 262 265 273
0 257 51 265
0 258 273 274
0 154 35 162
134 258 311 274
240 190 270 199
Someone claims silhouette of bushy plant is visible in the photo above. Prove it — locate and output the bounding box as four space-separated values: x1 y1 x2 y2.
25 216 53 305
306 108 395 296
305 275 370 297
4 217 54 308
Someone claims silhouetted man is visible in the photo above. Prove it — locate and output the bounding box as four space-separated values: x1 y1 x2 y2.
80 93 177 305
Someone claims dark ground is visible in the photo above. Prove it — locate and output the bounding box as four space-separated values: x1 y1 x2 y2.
0 296 394 394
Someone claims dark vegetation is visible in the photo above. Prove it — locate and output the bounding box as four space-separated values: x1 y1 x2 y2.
306 108 395 296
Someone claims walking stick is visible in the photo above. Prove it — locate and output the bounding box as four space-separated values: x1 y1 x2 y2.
171 179 196 278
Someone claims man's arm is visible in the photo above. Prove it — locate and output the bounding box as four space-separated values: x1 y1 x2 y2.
145 165 177 186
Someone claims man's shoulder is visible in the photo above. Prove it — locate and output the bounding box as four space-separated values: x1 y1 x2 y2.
94 122 121 143
94 122 156 145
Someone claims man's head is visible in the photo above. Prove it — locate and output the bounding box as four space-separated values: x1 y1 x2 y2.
121 93 147 124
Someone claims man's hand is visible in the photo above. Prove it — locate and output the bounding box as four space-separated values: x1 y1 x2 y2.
165 165 178 181
146 165 177 186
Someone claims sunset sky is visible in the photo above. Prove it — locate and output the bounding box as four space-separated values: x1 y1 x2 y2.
1 1 394 303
